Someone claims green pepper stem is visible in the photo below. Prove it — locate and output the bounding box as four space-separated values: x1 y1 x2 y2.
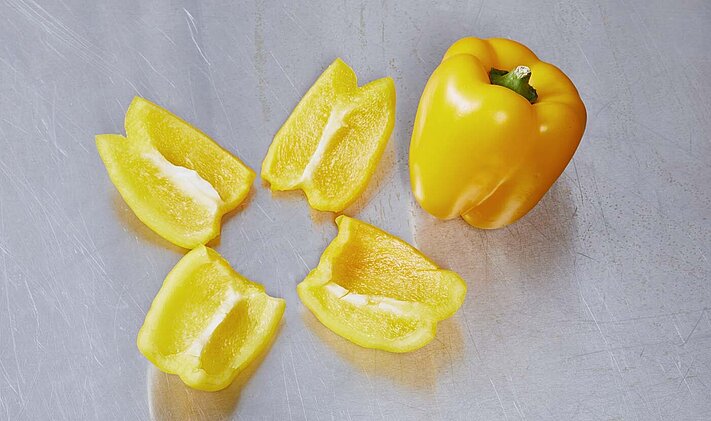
489 66 538 103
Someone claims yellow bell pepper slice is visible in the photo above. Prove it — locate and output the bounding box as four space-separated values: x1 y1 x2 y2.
97 98 255 248
410 37 587 229
137 246 285 391
261 59 395 212
297 216 466 352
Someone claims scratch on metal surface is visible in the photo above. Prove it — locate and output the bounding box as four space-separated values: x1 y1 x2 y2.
137 16 176 46
281 6 309 37
41 38 66 60
576 42 602 85
27 185 61 253
572 2 592 26
671 317 685 344
286 239 310 272
593 98 615 120
21 273 40 332
1 118 30 135
287 344 308 420
112 282 130 352
591 284 615 323
0 54 21 76
576 266 639 419
76 208 106 269
121 78 143 97
6 0 110 71
6 0 142 95
2 266 26 407
633 119 700 160
183 8 211 66
239 226 251 242
0 353 20 398
474 0 486 26
512 395 525 419
575 251 598 262
506 374 526 420
137 52 176 89
580 290 609 345
38 84 68 159
0 380 8 419
675 360 694 394
255 202 275 222
0 165 122 319
567 339 668 360
268 50 299 96
361 362 385 419
0 205 24 410
489 377 508 420
279 354 294 421
205 67 239 154
571 159 584 202
682 309 707 345
186 68 200 121
43 189 107 275
388 397 428 413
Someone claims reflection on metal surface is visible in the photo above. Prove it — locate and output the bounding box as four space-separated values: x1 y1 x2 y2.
413 177 577 278
147 321 282 420
301 310 464 391
147 366 240 421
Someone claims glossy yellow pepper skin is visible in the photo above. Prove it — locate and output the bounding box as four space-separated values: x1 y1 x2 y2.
410 37 586 229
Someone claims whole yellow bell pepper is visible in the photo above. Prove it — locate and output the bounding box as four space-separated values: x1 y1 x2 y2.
409 37 586 229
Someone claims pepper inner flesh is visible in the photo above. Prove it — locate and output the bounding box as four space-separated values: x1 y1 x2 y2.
142 148 224 211
324 283 414 317
326 222 453 315
299 100 354 183
184 289 243 358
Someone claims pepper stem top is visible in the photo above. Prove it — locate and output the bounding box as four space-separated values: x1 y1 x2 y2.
489 65 538 104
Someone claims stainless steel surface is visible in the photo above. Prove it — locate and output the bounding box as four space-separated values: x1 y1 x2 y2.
0 0 709 419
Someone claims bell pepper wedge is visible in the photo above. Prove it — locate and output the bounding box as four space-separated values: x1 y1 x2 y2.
261 58 396 212
137 246 285 391
96 97 255 248
409 37 587 229
297 216 466 353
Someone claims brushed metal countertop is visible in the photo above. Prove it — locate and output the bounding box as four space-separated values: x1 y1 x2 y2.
1 0 709 419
